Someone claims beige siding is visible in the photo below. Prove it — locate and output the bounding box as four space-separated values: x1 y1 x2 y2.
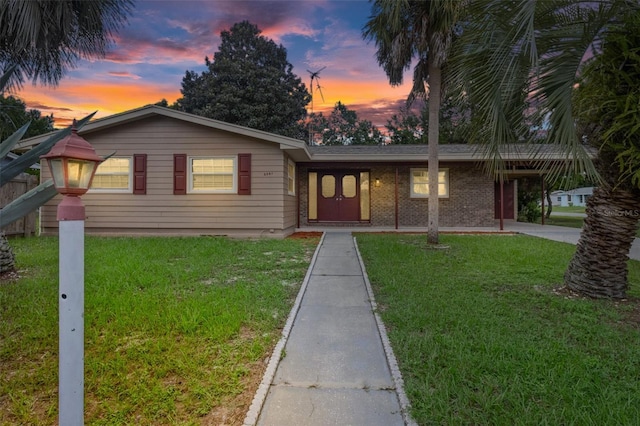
283 155 298 231
41 116 293 238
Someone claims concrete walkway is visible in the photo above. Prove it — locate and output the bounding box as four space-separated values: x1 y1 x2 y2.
245 232 411 426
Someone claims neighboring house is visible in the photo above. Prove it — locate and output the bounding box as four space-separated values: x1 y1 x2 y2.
18 105 575 238
550 187 593 207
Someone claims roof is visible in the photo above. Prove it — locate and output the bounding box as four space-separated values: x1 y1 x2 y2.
306 143 589 162
0 152 40 169
552 187 594 196
16 104 591 164
16 105 312 161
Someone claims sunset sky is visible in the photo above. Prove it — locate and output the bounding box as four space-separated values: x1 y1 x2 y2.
16 0 416 129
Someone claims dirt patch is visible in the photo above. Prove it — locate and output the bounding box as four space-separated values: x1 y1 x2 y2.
0 269 20 282
199 359 267 425
553 285 640 329
286 232 322 239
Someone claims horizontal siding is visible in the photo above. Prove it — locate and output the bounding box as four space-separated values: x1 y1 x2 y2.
41 116 290 236
283 156 298 229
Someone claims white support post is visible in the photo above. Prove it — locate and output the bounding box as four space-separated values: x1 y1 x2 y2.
59 219 85 426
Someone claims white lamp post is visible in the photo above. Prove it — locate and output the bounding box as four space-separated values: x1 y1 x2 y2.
41 120 103 426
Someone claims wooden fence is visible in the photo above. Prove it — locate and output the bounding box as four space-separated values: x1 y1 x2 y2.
1 173 38 237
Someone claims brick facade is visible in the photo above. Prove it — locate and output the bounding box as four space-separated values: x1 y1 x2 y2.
297 162 495 228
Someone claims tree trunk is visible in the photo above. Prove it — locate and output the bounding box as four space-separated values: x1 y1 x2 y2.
0 232 16 274
564 186 640 298
545 184 553 219
427 62 441 245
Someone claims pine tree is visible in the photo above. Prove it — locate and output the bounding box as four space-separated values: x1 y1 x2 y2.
176 21 310 139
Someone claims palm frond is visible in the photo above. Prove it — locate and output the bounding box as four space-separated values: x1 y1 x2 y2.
0 112 96 184
0 122 30 161
449 0 636 183
0 180 57 229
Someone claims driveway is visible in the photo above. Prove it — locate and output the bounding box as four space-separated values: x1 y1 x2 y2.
505 221 640 261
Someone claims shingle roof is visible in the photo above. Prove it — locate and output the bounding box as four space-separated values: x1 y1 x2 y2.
15 104 593 164
307 143 591 162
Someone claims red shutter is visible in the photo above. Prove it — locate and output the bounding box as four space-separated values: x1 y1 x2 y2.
133 154 147 194
238 153 251 195
174 154 187 195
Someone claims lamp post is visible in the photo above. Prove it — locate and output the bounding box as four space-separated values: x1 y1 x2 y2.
41 120 103 425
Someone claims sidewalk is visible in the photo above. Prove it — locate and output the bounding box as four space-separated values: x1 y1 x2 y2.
245 232 411 426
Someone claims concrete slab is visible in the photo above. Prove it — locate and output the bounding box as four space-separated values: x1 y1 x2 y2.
302 275 370 308
273 305 393 388
257 387 404 426
312 255 363 276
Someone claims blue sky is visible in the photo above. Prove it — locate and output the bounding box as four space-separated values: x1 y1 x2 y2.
18 0 414 128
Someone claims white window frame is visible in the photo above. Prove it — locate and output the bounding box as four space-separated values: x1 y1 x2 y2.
188 156 237 194
410 168 449 198
287 159 296 196
89 156 132 193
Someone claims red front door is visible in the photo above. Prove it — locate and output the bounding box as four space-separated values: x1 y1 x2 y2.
494 181 515 220
317 171 360 221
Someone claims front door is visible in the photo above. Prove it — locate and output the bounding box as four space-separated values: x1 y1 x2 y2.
317 171 360 221
494 181 515 220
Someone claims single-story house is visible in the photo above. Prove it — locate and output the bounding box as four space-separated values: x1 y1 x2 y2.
550 187 593 207
18 105 575 238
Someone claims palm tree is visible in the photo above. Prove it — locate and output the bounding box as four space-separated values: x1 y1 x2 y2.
564 11 640 298
0 0 133 89
363 0 463 244
451 0 640 298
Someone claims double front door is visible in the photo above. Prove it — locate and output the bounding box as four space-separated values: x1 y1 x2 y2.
317 171 360 222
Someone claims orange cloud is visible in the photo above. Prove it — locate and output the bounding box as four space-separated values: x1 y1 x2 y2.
19 79 181 127
18 73 413 130
310 78 413 113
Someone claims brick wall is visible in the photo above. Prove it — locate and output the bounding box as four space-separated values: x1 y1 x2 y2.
297 162 495 228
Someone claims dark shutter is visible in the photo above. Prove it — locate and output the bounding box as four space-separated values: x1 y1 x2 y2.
133 154 147 194
174 154 187 195
238 153 251 195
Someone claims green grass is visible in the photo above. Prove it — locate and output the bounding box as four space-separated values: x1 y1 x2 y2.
551 205 586 214
357 234 640 425
0 235 318 425
539 215 584 229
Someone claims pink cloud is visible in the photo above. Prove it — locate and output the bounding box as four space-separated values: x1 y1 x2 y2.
107 71 142 79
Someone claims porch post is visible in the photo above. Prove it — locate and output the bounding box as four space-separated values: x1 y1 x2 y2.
499 178 504 231
541 175 545 226
395 167 399 230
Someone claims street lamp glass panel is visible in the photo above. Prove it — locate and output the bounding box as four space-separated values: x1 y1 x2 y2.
67 159 96 189
49 158 66 189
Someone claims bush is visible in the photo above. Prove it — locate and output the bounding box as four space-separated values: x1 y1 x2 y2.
518 200 542 223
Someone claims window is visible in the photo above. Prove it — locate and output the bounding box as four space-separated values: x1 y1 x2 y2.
288 159 296 195
91 157 132 192
188 157 236 193
557 196 562 202
410 168 449 198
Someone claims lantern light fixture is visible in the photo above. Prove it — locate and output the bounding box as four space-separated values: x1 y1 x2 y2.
41 119 103 197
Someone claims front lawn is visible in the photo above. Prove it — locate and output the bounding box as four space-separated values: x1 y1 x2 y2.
357 234 640 425
538 215 584 228
0 235 318 425
550 205 586 214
